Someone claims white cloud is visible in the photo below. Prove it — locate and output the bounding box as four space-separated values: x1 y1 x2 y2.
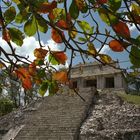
0 37 68 69
45 39 64 51
0 37 43 62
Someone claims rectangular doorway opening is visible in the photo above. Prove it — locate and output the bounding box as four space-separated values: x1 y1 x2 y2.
105 77 114 88
85 79 97 88
72 81 77 88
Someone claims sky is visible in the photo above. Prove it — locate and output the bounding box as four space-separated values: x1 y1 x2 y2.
0 0 139 70
0 23 138 70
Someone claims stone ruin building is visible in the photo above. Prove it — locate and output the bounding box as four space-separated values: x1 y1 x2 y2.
71 61 127 90
0 62 140 140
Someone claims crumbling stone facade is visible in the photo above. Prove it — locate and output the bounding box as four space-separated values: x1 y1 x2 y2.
71 61 127 90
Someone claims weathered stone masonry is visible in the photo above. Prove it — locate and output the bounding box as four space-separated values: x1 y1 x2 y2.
70 61 127 90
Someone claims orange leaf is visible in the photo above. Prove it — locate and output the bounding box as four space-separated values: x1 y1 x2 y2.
34 48 48 59
15 67 32 90
51 29 64 43
53 52 67 64
56 20 68 29
113 21 130 38
2 29 11 42
22 78 32 90
48 12 55 20
109 40 124 52
37 1 57 14
29 62 36 76
75 0 86 10
53 71 68 83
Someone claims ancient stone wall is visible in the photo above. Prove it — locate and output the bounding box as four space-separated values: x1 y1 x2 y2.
80 89 140 140
0 87 96 140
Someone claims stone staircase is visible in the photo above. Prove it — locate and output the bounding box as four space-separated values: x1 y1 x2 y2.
10 88 95 140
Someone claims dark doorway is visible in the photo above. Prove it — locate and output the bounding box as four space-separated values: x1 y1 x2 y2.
85 79 97 87
105 77 114 88
72 81 77 88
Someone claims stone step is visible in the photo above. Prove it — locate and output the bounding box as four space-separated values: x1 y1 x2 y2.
14 89 95 140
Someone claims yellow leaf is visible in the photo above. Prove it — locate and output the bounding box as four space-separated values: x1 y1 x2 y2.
131 3 140 15
0 62 4 69
87 42 97 55
69 27 77 39
99 54 112 64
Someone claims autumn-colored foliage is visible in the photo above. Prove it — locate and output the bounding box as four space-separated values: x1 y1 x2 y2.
34 48 48 59
0 0 140 96
15 68 32 90
2 29 11 42
53 52 67 65
109 40 124 52
56 20 68 29
97 0 108 4
51 29 64 43
113 21 130 38
52 71 68 83
37 1 57 14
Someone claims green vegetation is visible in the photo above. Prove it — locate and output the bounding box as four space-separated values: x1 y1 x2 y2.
118 92 140 106
0 98 14 116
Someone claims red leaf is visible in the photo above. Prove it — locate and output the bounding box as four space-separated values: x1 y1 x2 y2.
51 29 64 43
37 1 57 14
56 20 68 29
109 40 124 52
53 52 67 64
97 0 108 4
113 21 130 38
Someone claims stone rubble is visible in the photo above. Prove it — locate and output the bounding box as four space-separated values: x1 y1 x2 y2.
80 89 140 140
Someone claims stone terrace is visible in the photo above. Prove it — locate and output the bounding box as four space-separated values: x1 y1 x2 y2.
0 88 96 140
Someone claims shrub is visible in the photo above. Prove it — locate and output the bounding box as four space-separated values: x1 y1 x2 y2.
0 98 14 116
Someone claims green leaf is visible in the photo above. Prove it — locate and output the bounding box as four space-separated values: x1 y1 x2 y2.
129 46 140 68
99 54 112 63
130 36 140 47
98 8 118 25
24 16 37 36
36 15 48 33
108 0 122 11
48 81 58 95
77 20 93 34
52 8 65 21
69 0 79 19
4 6 16 24
78 37 87 42
39 81 48 97
15 11 31 24
8 27 24 46
48 54 59 65
37 69 46 78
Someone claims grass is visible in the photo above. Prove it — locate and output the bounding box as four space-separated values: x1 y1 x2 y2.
117 92 140 106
